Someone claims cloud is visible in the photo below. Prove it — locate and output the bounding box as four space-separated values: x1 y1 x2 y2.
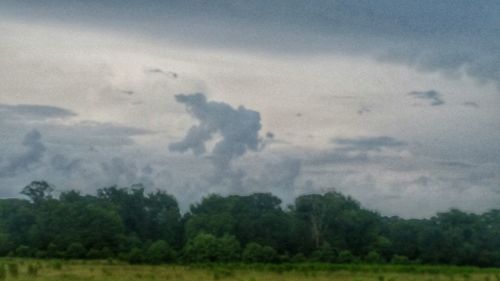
308 136 408 167
42 121 154 147
169 93 262 185
0 104 77 121
145 68 178 79
333 136 407 152
463 101 479 108
50 154 83 176
0 129 46 177
408 90 445 106
3 1 500 87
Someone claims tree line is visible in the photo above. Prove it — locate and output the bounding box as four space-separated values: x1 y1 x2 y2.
0 181 499 266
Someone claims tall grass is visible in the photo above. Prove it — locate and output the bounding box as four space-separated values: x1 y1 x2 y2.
0 258 497 281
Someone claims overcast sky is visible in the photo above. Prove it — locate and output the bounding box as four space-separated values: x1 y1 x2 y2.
1 0 499 217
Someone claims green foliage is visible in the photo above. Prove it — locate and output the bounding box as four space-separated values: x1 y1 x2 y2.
337 250 355 263
1 181 500 266
66 243 87 259
365 250 383 264
391 255 410 264
242 242 278 263
146 240 176 264
214 235 241 262
183 233 219 262
310 243 336 262
127 247 146 264
15 245 31 257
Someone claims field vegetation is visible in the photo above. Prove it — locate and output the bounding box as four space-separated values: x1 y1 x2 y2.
0 259 499 281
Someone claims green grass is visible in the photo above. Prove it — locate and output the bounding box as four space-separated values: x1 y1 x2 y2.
0 258 498 281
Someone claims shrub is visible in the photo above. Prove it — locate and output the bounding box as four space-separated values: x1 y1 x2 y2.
365 250 383 264
337 250 355 263
15 245 31 257
127 247 145 264
146 240 176 264
183 233 218 262
66 243 87 259
242 242 278 263
391 255 410 264
214 235 241 262
311 244 337 262
87 247 113 259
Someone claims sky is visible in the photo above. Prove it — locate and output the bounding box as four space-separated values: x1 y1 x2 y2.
0 0 499 218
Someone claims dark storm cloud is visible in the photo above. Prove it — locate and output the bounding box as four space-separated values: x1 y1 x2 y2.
0 104 77 121
4 0 499 86
0 129 46 177
169 93 262 185
408 90 445 106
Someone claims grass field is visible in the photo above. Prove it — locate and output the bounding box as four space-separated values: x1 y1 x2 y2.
0 259 499 281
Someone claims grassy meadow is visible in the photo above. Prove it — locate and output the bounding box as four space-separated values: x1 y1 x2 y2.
0 259 499 281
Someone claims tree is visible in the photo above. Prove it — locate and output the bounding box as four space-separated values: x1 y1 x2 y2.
21 181 53 205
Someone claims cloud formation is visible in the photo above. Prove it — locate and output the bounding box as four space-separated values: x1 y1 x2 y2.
0 129 46 177
169 93 262 185
0 104 77 121
408 90 445 106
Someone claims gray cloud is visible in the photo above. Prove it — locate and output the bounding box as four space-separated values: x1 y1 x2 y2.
42 121 154 147
308 136 407 167
0 104 76 121
6 1 498 86
333 136 407 152
408 90 445 106
50 154 83 176
145 68 178 79
463 101 480 108
0 129 46 177
169 93 262 185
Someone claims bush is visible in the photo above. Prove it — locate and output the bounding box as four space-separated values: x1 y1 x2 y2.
47 243 61 258
365 250 384 264
311 244 337 262
15 245 31 257
35 250 47 259
66 243 87 259
127 247 145 264
391 255 410 264
183 233 218 262
214 235 241 262
337 250 355 263
87 247 113 259
146 240 176 264
242 242 278 263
